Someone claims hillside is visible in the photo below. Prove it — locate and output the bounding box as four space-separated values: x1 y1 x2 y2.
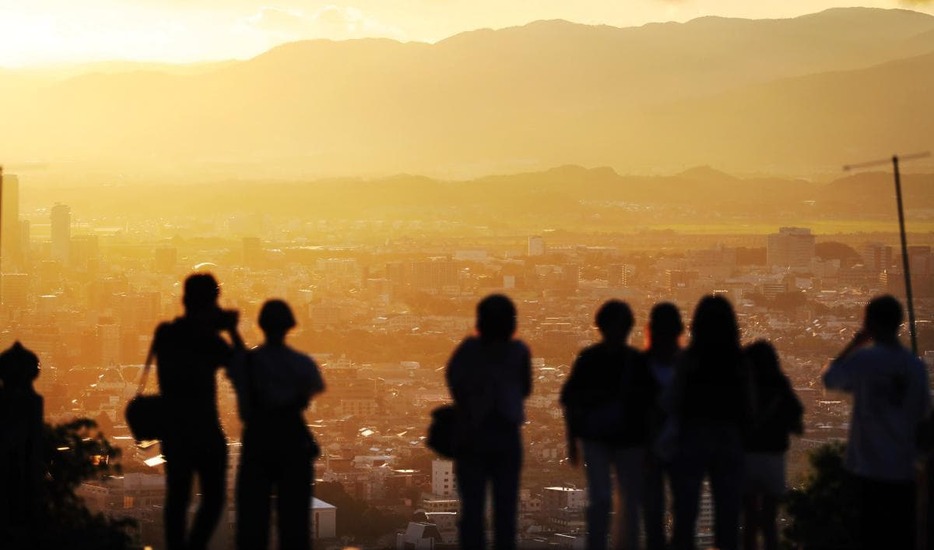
0 8 932 177
24 166 933 234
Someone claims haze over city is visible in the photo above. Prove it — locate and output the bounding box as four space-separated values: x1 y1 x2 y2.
0 1 933 548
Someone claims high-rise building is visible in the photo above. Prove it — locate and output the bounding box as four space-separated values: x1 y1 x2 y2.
51 203 71 263
97 319 120 366
431 459 456 498
608 264 635 288
98 319 121 366
1 273 30 311
0 170 22 271
906 246 933 276
528 235 546 257
767 227 815 268
410 259 458 291
862 242 893 273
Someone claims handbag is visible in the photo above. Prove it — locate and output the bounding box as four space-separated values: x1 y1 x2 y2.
426 404 458 459
124 345 166 442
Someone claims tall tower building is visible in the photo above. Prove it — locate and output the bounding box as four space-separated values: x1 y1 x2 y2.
51 203 71 263
98 319 121 366
862 242 893 274
528 235 545 257
767 227 815 268
0 169 22 271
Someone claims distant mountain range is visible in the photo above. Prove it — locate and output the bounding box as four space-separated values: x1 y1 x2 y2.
1 7 933 178
38 165 934 233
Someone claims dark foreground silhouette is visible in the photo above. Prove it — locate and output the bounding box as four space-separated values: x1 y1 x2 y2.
152 273 245 550
3 285 931 550
446 294 532 550
233 299 325 550
561 299 653 550
823 295 930 550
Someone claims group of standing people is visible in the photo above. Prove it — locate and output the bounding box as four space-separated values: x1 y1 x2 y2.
151 273 324 550
559 295 803 550
447 292 929 550
1 269 926 550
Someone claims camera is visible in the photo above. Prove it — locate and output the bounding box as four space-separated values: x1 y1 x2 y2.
210 308 239 331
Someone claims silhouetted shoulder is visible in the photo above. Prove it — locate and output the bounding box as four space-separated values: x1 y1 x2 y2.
152 320 174 344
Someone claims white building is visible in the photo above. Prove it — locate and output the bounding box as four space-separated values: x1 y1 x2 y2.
528 235 546 257
312 497 337 539
431 459 457 498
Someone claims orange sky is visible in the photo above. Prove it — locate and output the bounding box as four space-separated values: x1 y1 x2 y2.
0 1 932 66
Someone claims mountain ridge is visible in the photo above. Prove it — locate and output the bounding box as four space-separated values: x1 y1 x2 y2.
1 7 932 178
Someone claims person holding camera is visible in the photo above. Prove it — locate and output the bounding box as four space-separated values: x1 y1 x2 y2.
823 295 930 550
152 273 245 550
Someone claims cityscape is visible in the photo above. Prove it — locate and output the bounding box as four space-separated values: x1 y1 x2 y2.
1 161 932 548
1 2 933 549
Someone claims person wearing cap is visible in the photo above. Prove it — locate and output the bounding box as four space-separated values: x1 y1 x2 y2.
234 299 325 550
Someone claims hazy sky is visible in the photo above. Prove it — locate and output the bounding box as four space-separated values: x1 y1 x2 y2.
1 0 932 67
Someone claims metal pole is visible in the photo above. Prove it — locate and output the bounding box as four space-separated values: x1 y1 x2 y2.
844 151 928 355
892 155 919 355
0 165 4 308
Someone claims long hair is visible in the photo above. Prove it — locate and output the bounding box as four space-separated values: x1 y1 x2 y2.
689 294 741 367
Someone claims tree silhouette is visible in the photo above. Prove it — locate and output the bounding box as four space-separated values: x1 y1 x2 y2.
783 442 860 550
39 418 136 550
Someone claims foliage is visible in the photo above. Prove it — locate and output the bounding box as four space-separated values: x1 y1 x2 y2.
783 442 860 550
38 418 137 550
814 242 862 268
315 481 408 543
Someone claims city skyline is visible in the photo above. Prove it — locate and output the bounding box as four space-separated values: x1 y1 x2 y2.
1 1 932 546
2 0 934 67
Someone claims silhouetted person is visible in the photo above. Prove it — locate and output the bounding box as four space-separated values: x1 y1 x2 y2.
823 295 930 550
561 300 654 550
741 340 802 550
153 273 244 550
0 342 42 549
643 302 685 550
670 295 749 550
234 299 325 550
446 294 532 550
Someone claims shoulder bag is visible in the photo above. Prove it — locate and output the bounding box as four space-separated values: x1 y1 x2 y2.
124 344 166 443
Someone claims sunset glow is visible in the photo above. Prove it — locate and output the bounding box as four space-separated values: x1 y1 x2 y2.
2 0 933 67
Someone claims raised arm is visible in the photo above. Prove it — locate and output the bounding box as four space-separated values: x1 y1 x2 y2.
822 330 871 392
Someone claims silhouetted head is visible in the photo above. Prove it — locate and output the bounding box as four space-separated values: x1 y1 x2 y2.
476 294 517 342
744 340 782 382
864 294 903 342
0 341 40 389
690 294 740 354
183 273 220 312
259 299 297 338
595 299 634 342
648 302 684 348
